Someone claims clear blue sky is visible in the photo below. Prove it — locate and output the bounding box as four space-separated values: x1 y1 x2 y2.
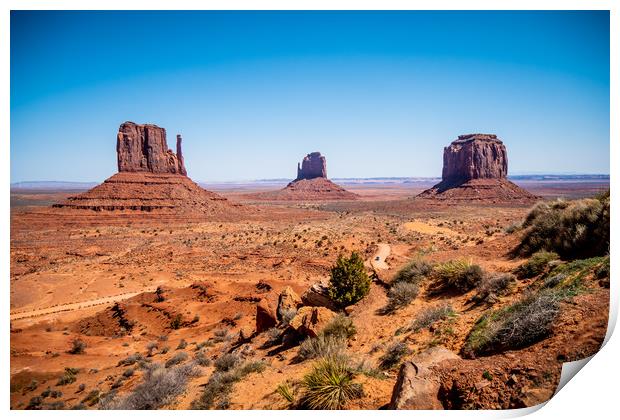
11 11 609 182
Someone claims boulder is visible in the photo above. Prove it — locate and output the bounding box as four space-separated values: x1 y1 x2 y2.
116 121 187 175
288 306 337 337
277 286 302 320
301 282 340 311
255 296 278 333
389 347 461 410
296 152 327 180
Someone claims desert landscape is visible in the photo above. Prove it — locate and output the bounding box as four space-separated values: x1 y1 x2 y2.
9 124 610 410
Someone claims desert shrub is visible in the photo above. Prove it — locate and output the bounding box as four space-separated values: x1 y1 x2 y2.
391 259 432 285
170 314 183 330
165 352 188 368
194 350 212 367
384 282 419 313
434 260 484 292
24 379 38 392
191 360 265 409
411 304 455 331
102 363 200 409
322 314 357 340
298 335 346 361
328 252 371 307
176 339 187 350
40 387 51 397
82 389 101 406
68 338 86 354
379 342 410 370
514 251 559 279
117 352 144 367
57 368 79 386
515 194 609 259
463 291 561 357
213 328 231 343
214 353 241 372
299 356 364 410
77 383 86 393
160 346 170 354
46 400 66 410
155 286 165 302
595 256 610 279
26 396 43 409
472 273 515 303
49 389 63 398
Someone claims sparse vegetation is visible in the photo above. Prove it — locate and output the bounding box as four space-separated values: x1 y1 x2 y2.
515 251 559 279
515 193 609 259
472 273 515 303
379 341 410 370
101 363 200 409
57 367 79 386
384 282 419 313
328 252 371 307
165 352 188 368
214 353 241 372
321 314 357 340
118 353 145 367
68 338 87 354
463 290 561 357
411 303 455 331
433 260 484 292
298 335 346 361
299 356 364 409
391 259 432 286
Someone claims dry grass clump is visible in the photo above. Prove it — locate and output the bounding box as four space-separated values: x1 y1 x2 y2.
68 338 86 354
191 359 266 409
515 193 609 259
56 367 79 386
117 353 145 367
165 352 188 368
472 273 515 304
463 291 561 357
514 251 559 279
383 283 419 314
214 353 241 372
379 341 410 370
298 335 346 361
391 259 433 286
298 356 363 410
433 260 484 292
101 363 200 409
322 314 357 340
411 303 455 332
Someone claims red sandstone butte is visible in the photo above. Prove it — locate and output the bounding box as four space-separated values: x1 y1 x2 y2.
418 134 538 202
54 122 235 213
248 152 358 201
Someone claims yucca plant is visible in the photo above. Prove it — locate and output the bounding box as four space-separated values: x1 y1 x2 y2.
299 356 363 409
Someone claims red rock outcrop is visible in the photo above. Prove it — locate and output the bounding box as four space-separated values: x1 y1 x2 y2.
296 152 327 180
247 152 358 201
54 122 239 214
116 122 187 175
418 134 538 202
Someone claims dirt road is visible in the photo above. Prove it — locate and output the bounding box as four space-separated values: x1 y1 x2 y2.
370 243 391 270
10 288 155 321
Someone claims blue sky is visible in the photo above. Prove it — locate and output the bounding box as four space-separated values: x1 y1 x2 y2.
11 11 609 182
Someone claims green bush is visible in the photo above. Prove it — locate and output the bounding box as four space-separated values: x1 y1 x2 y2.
299 356 363 409
328 252 371 307
515 193 609 259
391 259 432 286
514 251 559 279
463 291 560 357
434 260 484 292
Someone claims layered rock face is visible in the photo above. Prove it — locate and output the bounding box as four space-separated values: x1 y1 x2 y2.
418 134 537 202
54 122 236 214
116 122 187 175
248 151 358 201
296 152 327 180
442 134 507 185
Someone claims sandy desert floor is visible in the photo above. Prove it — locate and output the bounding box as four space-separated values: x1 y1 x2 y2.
9 180 610 410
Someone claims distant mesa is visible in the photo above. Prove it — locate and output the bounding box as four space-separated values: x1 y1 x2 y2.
53 122 235 213
249 152 358 201
417 134 538 202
